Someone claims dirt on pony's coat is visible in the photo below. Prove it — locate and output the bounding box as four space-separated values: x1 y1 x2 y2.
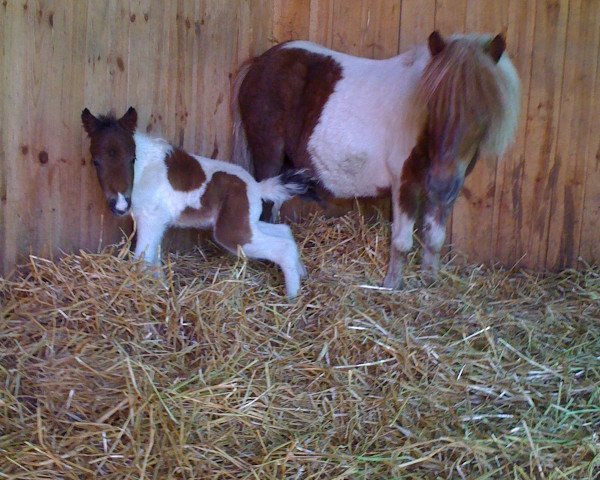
82 107 316 298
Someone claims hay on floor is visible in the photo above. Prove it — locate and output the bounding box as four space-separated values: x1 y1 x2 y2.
1 212 599 479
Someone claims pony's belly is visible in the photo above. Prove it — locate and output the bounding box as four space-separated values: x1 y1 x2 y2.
309 150 390 198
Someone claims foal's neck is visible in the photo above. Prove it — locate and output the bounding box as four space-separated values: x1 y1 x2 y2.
133 132 173 171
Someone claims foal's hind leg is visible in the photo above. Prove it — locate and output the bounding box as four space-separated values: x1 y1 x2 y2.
243 227 302 299
258 222 307 278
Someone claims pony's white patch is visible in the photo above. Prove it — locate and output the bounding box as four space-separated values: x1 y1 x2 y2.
285 41 430 198
392 212 415 252
115 193 128 212
424 214 446 251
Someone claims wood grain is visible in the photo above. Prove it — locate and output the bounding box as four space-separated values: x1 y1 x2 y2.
1 0 599 274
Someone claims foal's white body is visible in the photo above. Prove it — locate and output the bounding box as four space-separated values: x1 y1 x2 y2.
131 133 305 298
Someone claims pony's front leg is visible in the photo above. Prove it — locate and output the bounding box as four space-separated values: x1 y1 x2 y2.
421 202 451 283
133 216 167 266
383 184 417 289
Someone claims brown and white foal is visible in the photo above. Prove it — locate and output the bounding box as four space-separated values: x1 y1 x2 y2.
82 107 315 298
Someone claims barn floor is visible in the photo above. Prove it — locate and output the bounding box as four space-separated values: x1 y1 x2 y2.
1 213 599 479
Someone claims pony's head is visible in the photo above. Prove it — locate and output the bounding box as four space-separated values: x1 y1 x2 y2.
419 31 520 204
81 107 137 216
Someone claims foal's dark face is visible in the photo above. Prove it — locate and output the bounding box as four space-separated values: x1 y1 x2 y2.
81 107 137 216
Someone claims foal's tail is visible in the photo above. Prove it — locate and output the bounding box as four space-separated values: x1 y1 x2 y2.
231 60 254 174
259 169 319 204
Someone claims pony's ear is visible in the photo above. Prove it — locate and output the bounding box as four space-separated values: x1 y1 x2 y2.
428 31 446 57
118 107 138 134
81 108 100 137
487 34 506 63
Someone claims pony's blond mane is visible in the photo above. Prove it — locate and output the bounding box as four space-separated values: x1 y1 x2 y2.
418 34 520 158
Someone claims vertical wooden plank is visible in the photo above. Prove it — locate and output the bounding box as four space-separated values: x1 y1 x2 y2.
273 0 310 42
434 0 467 35
493 0 537 267
196 1 246 161
3 0 50 268
332 0 400 58
450 1 509 264
545 0 600 269
174 0 201 153
58 1 88 257
308 0 334 47
0 0 6 272
519 0 569 270
576 3 600 266
398 0 435 52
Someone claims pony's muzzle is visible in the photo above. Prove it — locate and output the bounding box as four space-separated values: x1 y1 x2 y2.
109 193 131 216
426 174 462 205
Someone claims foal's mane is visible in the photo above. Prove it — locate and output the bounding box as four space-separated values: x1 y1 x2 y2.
94 112 121 131
418 34 520 158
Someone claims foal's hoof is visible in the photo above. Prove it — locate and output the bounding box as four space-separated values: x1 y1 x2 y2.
298 262 308 279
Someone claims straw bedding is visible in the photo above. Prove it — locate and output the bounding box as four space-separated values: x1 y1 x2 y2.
1 212 599 479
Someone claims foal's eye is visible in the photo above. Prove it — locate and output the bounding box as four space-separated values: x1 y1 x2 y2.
92 159 100 167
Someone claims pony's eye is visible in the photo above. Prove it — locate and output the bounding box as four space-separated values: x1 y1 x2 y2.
92 159 100 167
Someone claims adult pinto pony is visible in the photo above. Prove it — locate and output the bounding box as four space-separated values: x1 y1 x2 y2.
232 31 520 288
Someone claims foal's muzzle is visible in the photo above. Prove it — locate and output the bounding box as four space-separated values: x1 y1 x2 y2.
109 195 131 216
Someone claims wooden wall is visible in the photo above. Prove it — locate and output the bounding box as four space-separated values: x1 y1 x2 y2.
1 0 599 274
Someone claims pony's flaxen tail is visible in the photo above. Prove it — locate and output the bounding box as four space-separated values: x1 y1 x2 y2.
231 60 254 174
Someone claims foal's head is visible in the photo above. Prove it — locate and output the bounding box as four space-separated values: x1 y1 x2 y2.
419 31 510 205
81 107 137 216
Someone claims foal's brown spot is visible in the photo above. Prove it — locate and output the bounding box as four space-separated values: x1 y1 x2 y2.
165 148 206 191
238 43 343 178
175 172 252 249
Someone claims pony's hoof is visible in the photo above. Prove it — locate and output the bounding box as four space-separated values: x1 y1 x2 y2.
382 274 405 290
420 269 439 286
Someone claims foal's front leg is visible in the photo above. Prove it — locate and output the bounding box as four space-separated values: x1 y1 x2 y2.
133 215 168 266
383 182 418 289
421 201 452 283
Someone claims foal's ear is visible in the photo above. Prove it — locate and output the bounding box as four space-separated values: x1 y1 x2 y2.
118 107 138 134
428 31 446 57
81 108 100 137
487 33 506 63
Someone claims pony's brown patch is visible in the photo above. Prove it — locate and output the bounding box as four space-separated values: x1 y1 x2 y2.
165 148 206 191
399 129 429 216
237 43 343 179
175 172 251 249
